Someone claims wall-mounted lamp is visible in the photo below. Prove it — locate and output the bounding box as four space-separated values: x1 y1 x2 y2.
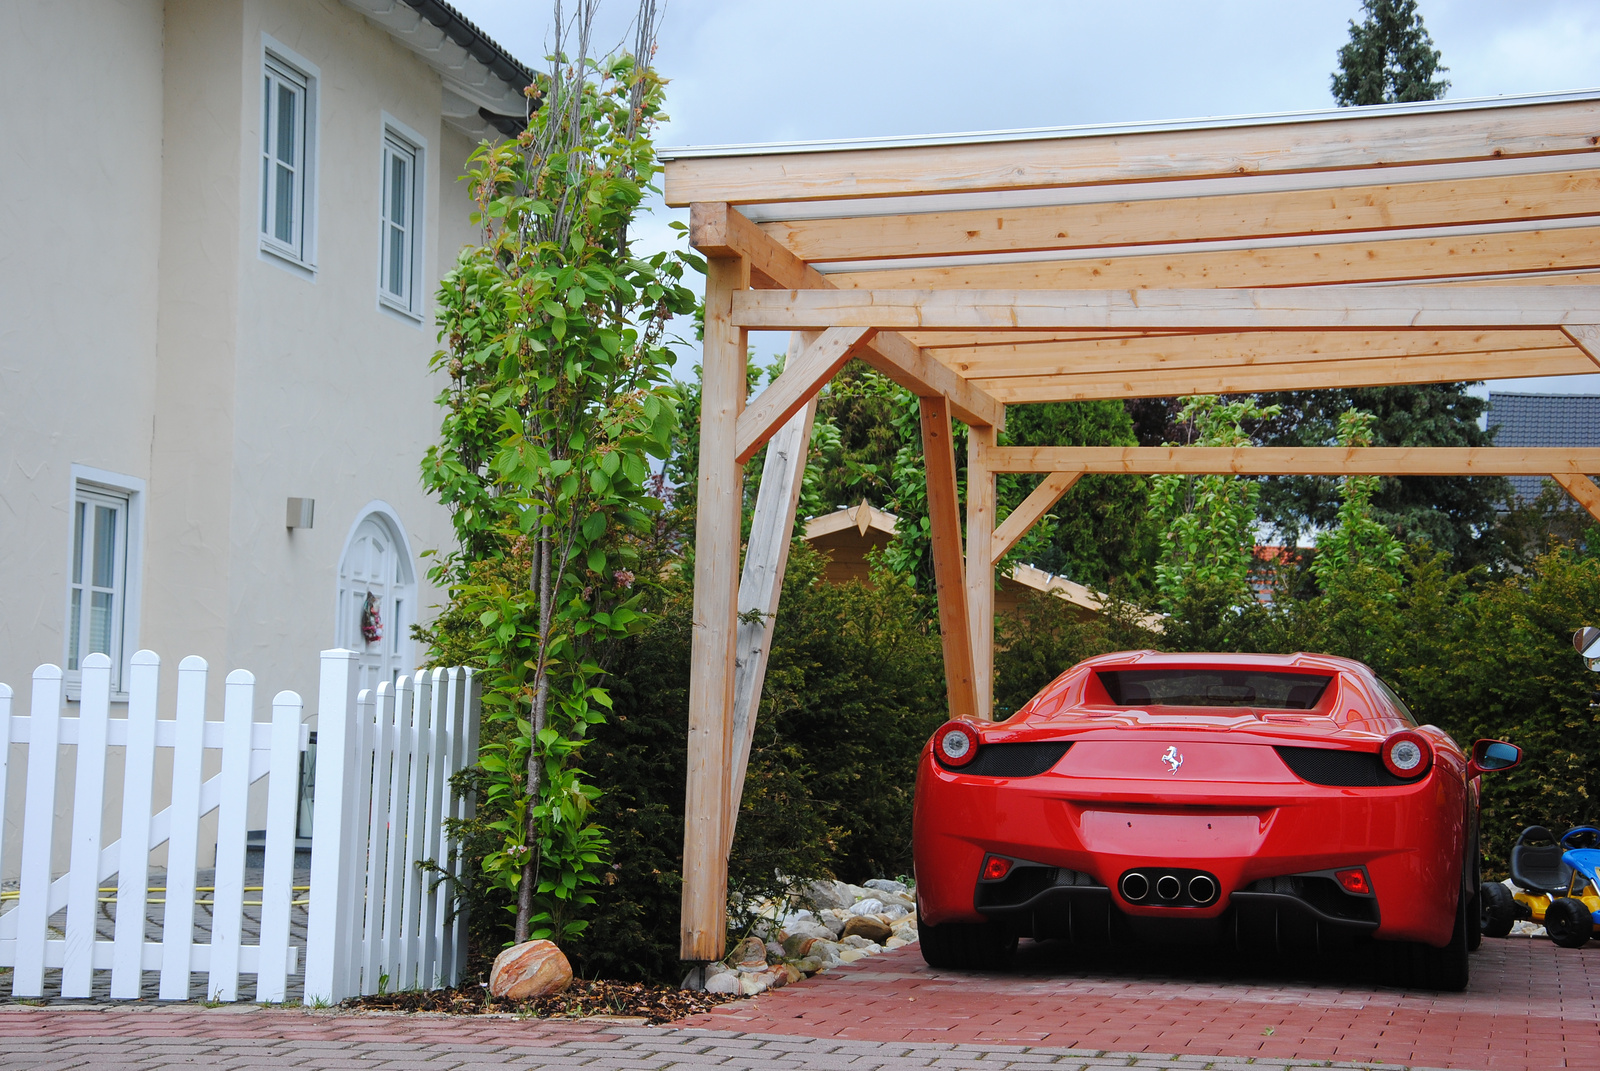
286 497 315 529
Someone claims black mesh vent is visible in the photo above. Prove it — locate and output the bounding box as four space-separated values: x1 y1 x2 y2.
953 741 1073 777
1275 746 1410 787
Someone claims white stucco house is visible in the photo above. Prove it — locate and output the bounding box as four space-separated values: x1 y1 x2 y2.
0 0 532 717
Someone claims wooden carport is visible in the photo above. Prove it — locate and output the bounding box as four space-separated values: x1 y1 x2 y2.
661 90 1600 962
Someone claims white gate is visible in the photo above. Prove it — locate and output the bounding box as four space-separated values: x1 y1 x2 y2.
0 648 479 1003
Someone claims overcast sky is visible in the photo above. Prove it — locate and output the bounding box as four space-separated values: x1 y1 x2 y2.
450 0 1600 394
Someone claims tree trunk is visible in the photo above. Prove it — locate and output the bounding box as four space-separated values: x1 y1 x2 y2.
514 526 554 942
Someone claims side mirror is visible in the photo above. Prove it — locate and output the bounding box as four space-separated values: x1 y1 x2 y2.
1468 738 1521 777
1575 627 1600 671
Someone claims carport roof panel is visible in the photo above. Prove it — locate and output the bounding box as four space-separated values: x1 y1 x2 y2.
661 89 1600 208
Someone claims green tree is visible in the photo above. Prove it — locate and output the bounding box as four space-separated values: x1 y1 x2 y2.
1331 0 1449 106
1309 409 1404 594
421 3 698 944
1149 395 1281 613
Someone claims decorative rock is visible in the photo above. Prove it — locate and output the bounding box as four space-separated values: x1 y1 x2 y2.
731 935 768 972
794 954 824 974
878 905 909 921
849 897 886 916
782 963 804 985
818 909 851 937
805 879 854 910
839 934 880 950
488 940 573 1001
783 919 834 943
877 891 917 911
705 971 742 995
808 940 843 968
765 939 785 960
885 936 910 949
837 949 868 963
864 878 909 895
841 915 893 944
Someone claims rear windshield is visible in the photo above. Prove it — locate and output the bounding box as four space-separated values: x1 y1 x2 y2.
1097 669 1333 709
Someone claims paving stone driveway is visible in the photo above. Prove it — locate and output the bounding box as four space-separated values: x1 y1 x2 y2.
1 937 1596 1071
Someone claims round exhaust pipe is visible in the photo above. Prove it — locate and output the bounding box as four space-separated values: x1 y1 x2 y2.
1155 874 1182 901
1188 874 1217 905
1120 872 1150 901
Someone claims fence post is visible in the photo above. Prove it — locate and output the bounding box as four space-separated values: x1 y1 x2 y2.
304 649 360 1004
13 664 65 997
451 669 480 982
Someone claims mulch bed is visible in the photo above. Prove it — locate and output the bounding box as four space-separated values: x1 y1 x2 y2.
343 978 740 1024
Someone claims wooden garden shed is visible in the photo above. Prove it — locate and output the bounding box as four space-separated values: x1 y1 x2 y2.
659 90 1600 962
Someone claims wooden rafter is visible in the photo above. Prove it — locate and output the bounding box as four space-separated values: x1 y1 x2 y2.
1551 473 1600 524
1564 325 1600 369
826 223 1600 292
980 445 1600 476
973 349 1590 402
730 285 1600 332
690 202 1004 429
759 169 1600 263
664 99 1600 205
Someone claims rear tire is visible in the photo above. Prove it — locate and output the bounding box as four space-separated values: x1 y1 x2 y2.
918 918 1017 970
1417 887 1470 991
1545 897 1595 949
1479 882 1516 938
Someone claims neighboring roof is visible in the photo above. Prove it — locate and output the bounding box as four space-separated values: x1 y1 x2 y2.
1488 391 1600 501
342 0 534 141
801 505 1161 627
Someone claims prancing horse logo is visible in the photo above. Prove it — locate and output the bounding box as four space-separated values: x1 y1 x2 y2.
1161 746 1184 774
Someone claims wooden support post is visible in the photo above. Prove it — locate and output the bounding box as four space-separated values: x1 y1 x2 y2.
1551 472 1600 524
726 375 816 844
921 396 979 721
681 254 748 963
991 472 1082 564
965 425 997 721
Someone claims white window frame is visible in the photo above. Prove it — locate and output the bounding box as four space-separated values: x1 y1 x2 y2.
259 37 319 274
64 466 145 700
378 114 426 321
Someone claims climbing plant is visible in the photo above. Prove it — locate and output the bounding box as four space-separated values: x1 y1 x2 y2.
421 0 697 944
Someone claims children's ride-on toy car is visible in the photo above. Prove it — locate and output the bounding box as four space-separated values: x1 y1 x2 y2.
1481 825 1600 947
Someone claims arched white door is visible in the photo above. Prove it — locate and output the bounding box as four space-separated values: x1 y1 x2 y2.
336 507 417 695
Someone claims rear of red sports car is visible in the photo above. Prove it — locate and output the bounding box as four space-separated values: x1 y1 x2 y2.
912 651 1491 988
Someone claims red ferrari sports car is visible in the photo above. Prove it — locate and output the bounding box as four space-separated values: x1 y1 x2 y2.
913 651 1522 989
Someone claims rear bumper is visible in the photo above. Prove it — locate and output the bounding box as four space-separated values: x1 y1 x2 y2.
912 756 1464 946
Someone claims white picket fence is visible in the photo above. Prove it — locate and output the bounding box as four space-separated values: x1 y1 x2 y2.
0 648 479 1003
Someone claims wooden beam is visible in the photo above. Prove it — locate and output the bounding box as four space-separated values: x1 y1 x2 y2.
1563 325 1600 370
921 397 979 720
965 425 997 721
663 98 1600 205
735 327 874 463
759 169 1600 262
990 472 1083 564
826 224 1600 292
973 348 1590 402
1551 472 1600 524
691 202 1005 430
979 445 1600 476
730 285 1600 332
936 329 1572 379
727 392 815 844
680 255 747 963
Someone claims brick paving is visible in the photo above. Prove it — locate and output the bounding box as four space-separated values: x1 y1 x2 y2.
1 937 1596 1070
685 939 1600 1071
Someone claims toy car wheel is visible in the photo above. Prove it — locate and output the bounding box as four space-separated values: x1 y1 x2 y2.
918 919 1017 970
1479 882 1516 938
1545 897 1595 949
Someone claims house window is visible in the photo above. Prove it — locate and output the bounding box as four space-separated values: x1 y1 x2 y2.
67 486 130 692
261 51 314 265
379 128 422 316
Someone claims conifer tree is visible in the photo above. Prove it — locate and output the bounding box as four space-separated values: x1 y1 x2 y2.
1331 0 1449 105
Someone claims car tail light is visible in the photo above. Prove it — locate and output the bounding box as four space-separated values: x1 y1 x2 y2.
934 721 980 768
982 855 1012 881
1334 867 1371 895
1380 730 1433 779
